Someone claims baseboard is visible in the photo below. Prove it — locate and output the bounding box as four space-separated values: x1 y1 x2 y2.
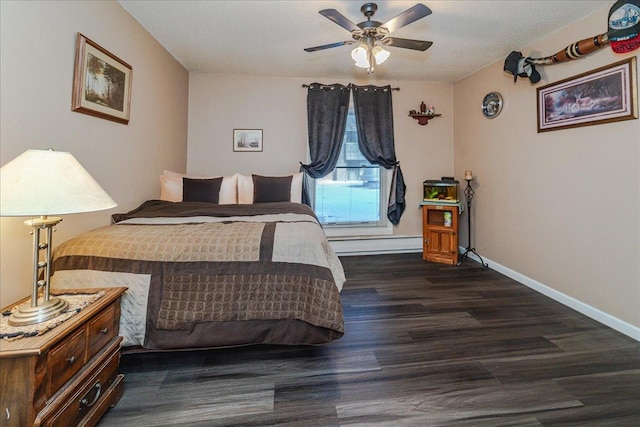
460 248 640 342
329 235 422 256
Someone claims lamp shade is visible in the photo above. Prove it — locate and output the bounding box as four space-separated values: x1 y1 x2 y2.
372 45 390 65
0 149 117 216
351 44 370 68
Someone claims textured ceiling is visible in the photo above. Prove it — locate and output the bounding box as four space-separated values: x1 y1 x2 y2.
118 0 611 83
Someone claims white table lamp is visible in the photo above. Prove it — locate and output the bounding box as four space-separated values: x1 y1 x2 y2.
0 149 117 326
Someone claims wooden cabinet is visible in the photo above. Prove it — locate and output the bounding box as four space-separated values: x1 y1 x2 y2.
422 203 459 265
0 287 127 427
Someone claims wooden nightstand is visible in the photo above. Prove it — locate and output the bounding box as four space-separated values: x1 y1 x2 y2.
0 287 127 427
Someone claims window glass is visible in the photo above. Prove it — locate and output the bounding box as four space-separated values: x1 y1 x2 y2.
313 108 384 226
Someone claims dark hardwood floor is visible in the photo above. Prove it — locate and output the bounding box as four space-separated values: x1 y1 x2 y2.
99 253 640 426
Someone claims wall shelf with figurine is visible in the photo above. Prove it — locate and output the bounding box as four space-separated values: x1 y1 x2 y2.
409 113 442 125
409 101 441 125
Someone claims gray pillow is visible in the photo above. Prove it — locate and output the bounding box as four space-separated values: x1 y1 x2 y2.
252 174 292 203
182 177 223 203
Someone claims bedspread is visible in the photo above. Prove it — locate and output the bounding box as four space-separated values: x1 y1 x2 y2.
51 201 345 350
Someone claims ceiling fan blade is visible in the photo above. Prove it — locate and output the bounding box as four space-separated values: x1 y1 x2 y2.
319 9 361 32
382 37 433 51
304 40 355 52
382 4 432 34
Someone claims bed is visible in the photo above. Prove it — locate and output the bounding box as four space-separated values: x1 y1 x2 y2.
50 196 345 351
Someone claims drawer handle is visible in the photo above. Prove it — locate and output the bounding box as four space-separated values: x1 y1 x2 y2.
100 327 109 334
68 355 76 364
80 380 101 408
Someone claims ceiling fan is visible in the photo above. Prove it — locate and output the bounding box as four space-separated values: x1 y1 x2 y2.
304 2 433 73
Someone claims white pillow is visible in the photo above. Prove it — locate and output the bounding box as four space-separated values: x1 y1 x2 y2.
160 170 238 204
159 174 183 202
237 172 303 204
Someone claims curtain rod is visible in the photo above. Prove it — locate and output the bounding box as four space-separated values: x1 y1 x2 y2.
302 84 399 91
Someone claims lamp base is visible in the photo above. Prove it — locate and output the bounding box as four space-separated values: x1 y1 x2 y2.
459 247 488 268
8 297 69 326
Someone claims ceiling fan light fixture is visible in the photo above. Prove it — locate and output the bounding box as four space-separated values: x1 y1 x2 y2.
305 3 433 72
372 45 390 64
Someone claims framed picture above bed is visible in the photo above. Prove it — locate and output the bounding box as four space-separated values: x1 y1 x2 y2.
536 57 637 132
72 33 133 124
233 129 263 152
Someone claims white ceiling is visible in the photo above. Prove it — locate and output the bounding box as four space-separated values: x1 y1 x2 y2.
118 0 611 83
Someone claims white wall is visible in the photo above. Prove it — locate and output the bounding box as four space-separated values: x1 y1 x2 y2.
187 73 454 238
454 7 640 332
0 0 189 305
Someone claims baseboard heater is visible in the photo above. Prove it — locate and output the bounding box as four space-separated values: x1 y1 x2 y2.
329 235 422 256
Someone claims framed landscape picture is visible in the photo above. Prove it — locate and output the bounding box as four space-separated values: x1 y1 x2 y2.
537 57 637 132
72 33 132 124
233 129 263 152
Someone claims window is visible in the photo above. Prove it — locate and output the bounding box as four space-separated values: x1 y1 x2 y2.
312 107 389 232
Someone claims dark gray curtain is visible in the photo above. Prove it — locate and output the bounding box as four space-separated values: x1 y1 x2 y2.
300 83 350 205
352 84 406 225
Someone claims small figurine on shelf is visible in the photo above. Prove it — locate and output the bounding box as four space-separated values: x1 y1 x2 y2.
410 102 441 125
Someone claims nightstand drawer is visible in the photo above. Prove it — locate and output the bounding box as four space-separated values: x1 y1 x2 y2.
48 327 86 393
40 337 122 427
88 304 116 359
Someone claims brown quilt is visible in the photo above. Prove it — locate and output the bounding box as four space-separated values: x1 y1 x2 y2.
51 200 345 350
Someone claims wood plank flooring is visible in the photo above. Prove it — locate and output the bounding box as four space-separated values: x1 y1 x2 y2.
98 254 640 426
